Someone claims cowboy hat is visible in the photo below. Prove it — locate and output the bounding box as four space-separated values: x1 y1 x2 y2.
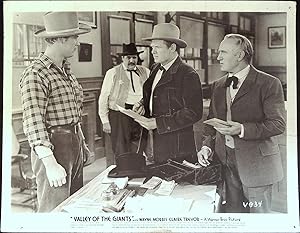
34 12 91 38
117 43 144 56
108 152 147 178
142 23 187 48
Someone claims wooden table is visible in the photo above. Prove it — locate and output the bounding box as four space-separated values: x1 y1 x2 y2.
53 166 218 213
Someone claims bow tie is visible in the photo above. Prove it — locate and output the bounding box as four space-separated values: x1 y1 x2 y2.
225 76 238 89
159 66 166 73
127 69 139 92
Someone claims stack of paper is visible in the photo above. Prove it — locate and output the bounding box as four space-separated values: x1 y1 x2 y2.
102 189 135 212
127 177 146 186
154 180 176 196
140 176 162 189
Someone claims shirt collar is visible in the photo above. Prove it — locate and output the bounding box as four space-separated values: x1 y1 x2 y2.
161 54 178 71
39 53 71 74
229 65 250 80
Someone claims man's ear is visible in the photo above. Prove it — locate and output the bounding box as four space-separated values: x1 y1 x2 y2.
170 43 177 52
238 50 246 61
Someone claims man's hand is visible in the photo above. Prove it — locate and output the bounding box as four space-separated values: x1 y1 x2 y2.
41 155 67 188
197 147 213 167
103 122 111 134
132 101 145 115
214 120 241 136
135 118 157 130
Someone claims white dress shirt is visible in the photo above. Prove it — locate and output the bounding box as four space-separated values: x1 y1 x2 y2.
99 64 150 124
227 64 250 143
228 65 250 101
149 55 178 115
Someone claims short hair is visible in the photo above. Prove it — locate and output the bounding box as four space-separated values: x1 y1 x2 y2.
224 34 254 64
44 36 71 45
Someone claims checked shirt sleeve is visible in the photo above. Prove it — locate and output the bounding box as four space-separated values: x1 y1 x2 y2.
20 69 54 151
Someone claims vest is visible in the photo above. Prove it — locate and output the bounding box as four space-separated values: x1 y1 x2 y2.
108 64 148 110
225 87 235 148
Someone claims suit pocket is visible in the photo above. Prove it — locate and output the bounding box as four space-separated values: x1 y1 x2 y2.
259 139 280 156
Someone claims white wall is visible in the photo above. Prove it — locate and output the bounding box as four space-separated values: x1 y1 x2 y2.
256 13 287 66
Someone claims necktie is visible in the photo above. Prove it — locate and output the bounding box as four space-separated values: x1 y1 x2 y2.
159 65 166 75
225 76 238 89
127 69 139 92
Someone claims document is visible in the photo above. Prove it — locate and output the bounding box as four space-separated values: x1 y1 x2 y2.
154 180 176 196
203 118 231 128
140 176 162 189
128 177 146 186
117 105 151 122
182 160 202 169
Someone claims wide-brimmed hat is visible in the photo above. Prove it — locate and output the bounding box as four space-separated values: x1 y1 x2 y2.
34 12 91 38
142 23 187 48
117 43 144 56
108 152 147 178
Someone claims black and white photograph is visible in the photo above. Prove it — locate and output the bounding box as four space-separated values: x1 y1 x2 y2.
2 1 298 232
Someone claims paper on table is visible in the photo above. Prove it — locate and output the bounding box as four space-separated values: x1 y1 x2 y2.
117 105 151 122
154 180 176 196
140 176 162 189
101 176 129 189
128 177 146 186
182 160 202 169
203 118 231 128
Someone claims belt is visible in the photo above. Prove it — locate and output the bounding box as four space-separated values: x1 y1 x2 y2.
47 124 79 134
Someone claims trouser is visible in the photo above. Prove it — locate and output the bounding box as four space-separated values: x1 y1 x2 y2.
108 105 141 157
31 125 83 212
220 146 273 213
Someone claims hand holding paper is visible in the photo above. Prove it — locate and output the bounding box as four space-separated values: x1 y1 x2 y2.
203 118 242 136
135 117 157 130
203 118 231 128
215 120 242 136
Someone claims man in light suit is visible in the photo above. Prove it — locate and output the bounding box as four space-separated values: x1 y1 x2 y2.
197 34 286 213
134 23 203 164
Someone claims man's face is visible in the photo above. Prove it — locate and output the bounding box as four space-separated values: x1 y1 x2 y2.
60 35 79 58
217 38 242 73
150 40 173 65
122 55 138 70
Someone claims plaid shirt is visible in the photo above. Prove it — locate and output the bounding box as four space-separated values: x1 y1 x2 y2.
19 53 83 150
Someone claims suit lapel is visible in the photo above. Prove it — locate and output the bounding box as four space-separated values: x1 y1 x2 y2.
155 56 182 89
215 76 228 119
232 65 257 105
144 64 160 94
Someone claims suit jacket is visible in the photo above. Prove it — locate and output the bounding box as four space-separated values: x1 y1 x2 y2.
141 56 203 163
203 65 285 187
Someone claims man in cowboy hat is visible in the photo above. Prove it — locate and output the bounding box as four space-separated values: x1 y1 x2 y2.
19 12 91 212
134 23 203 164
98 43 150 160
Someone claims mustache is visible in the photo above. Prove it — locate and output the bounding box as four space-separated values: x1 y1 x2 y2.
128 62 136 65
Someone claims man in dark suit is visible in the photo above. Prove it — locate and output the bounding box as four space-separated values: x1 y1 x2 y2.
134 23 203 164
197 34 286 213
